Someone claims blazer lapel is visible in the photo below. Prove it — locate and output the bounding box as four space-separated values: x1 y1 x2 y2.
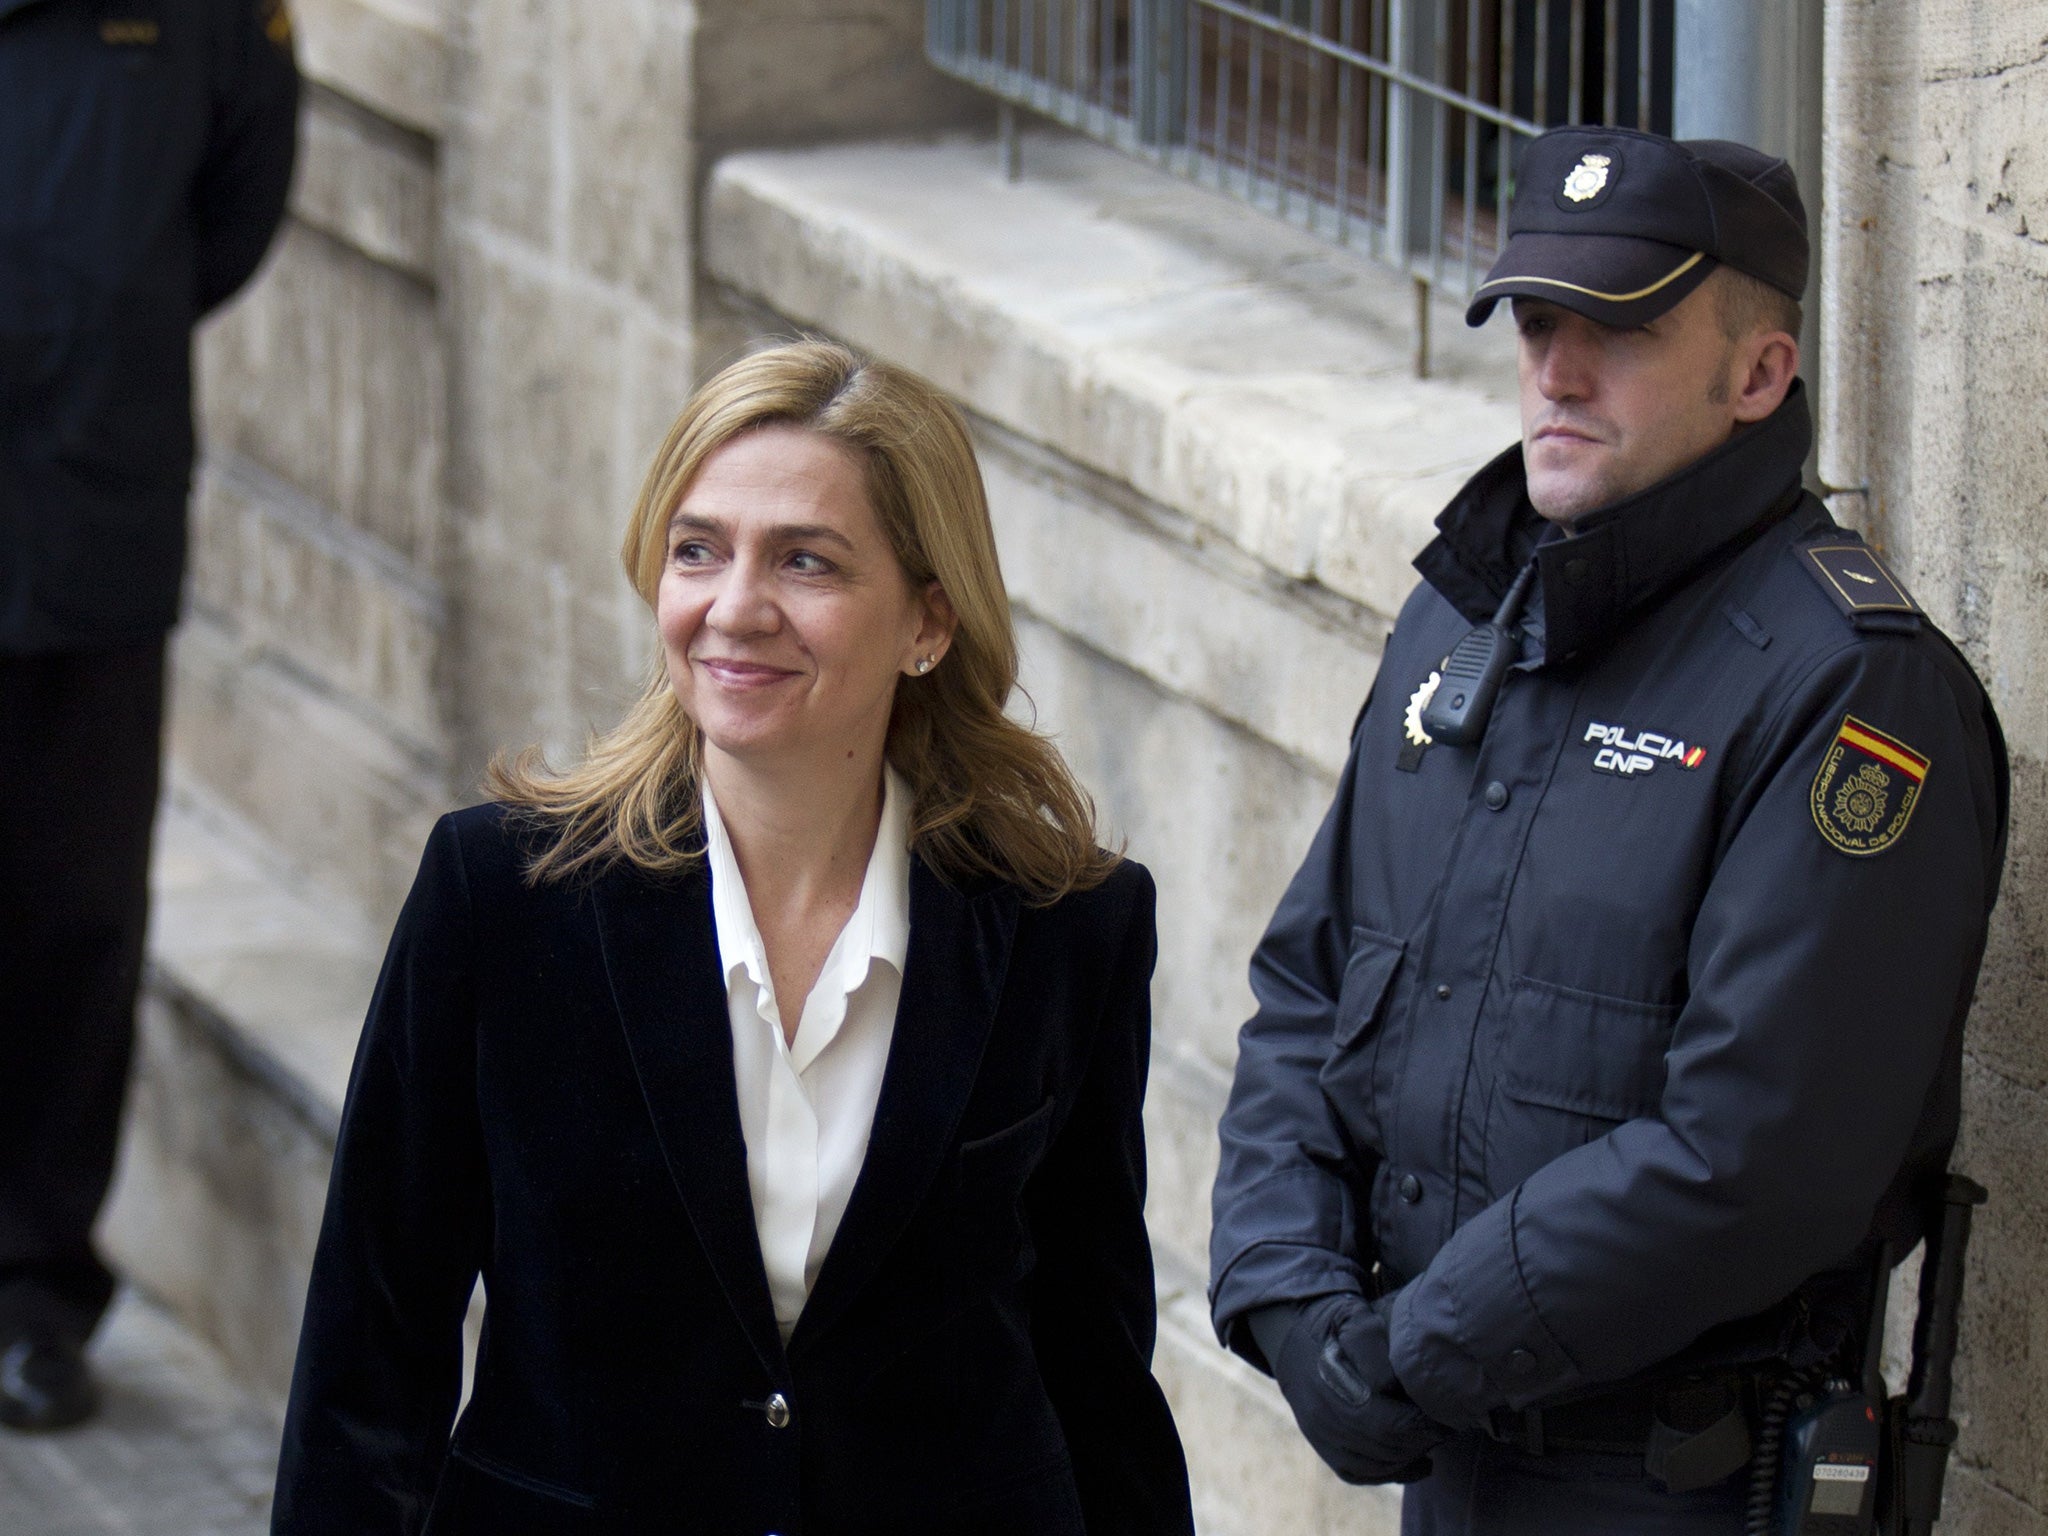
789 859 1020 1354
592 861 785 1374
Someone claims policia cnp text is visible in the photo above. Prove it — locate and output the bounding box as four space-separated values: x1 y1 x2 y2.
1209 127 2007 1535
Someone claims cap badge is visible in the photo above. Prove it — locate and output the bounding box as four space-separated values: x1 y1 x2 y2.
1562 153 1612 203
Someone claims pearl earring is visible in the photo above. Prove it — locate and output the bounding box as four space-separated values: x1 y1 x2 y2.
915 657 934 675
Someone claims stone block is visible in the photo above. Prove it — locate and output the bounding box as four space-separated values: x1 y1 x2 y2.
978 420 1382 780
444 0 556 249
1144 1041 1231 1287
704 133 1518 627
693 0 987 154
1015 614 1338 1073
296 0 451 137
447 238 627 581
293 84 439 280
1947 1056 2048 1514
1152 1291 1402 1536
562 0 696 315
188 454 449 754
198 221 446 569
168 613 448 929
101 786 379 1401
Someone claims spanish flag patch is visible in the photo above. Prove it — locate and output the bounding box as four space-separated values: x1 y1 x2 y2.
1811 715 1929 857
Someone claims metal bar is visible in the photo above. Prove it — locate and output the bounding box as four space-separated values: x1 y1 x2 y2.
1414 274 1432 377
1275 11 1295 213
1497 0 1514 260
1182 0 1204 174
1603 0 1618 123
1534 0 1549 123
1430 5 1448 283
1246 7 1265 200
1097 0 1112 136
1463 0 1480 292
1335 0 1357 242
1215 8 1234 187
1569 0 1586 123
1638 0 1652 127
1193 0 1546 134
1306 0 1327 223
1365 0 1384 250
1000 99 1022 179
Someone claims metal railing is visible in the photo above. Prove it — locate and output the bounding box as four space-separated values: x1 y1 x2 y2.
927 1 1673 374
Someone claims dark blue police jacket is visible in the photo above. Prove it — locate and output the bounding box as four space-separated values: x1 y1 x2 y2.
1210 384 2008 1430
0 0 297 652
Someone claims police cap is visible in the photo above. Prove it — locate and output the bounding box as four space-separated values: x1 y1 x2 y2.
1465 125 1808 329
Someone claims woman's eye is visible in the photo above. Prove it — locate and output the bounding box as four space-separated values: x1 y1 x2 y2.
788 550 834 576
672 539 714 566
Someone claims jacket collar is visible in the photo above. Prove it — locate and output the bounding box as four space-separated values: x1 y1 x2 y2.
1413 381 1814 663
592 850 1018 1371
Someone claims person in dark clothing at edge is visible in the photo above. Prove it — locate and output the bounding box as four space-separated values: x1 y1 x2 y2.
1209 125 2007 1533
0 0 297 1430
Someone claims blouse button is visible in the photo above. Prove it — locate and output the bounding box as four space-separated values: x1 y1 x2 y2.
765 1392 792 1429
1398 1174 1423 1204
1484 780 1509 810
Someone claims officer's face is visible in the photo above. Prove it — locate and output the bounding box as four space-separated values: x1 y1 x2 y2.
1515 283 1778 526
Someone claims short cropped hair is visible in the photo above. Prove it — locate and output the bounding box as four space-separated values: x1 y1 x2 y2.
1712 265 1803 343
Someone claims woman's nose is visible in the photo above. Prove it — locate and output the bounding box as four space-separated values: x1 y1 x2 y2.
706 556 778 635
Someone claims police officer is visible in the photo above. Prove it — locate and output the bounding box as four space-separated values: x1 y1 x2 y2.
0 0 297 1429
1209 126 2007 1532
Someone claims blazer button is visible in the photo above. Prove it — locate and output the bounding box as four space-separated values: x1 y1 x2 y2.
1398 1174 1423 1204
765 1392 792 1429
1505 1348 1537 1377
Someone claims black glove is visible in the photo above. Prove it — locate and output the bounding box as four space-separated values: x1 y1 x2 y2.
1267 1292 1448 1485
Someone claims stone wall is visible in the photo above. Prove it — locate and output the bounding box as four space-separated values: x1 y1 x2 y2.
1821 4 2048 1529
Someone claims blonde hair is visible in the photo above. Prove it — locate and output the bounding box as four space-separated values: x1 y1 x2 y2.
487 341 1117 901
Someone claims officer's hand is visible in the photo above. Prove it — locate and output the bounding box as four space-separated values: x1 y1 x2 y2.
1270 1292 1447 1485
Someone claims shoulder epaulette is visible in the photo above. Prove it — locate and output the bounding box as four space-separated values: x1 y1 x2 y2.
1796 539 1924 630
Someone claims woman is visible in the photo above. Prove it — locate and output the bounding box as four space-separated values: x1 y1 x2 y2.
271 342 1195 1535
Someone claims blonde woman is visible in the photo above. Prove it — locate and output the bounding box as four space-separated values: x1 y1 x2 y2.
272 343 1195 1535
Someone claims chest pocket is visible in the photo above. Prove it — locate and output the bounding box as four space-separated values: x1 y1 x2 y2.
1332 926 1406 1050
1484 975 1675 1194
948 1094 1057 1285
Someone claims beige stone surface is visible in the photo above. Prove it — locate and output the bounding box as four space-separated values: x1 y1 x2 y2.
1016 613 1338 1074
1820 3 2048 1521
293 86 439 280
188 455 448 754
169 615 446 928
693 0 986 156
296 0 452 136
197 222 446 569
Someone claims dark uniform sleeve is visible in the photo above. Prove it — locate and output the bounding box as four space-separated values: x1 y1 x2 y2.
1209 716 1380 1368
1387 638 2003 1427
1025 866 1196 1536
273 817 492 1534
194 0 299 315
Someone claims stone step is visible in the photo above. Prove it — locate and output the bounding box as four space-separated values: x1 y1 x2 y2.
0 1289 279 1536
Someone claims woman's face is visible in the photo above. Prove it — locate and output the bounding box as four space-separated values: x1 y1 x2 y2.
657 425 949 778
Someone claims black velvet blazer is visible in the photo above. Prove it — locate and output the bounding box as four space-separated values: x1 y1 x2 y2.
271 805 1194 1536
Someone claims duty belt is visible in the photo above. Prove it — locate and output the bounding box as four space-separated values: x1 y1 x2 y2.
1484 1370 1760 1494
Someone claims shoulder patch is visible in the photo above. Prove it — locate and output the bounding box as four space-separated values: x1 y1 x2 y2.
1811 715 1929 856
1798 543 1923 629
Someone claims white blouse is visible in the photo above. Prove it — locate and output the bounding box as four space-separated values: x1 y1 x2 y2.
701 768 911 1342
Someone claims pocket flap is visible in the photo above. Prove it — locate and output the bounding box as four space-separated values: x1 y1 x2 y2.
1333 926 1407 1049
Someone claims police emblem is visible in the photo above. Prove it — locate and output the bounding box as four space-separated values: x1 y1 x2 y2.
1562 153 1613 203
1811 715 1929 856
1397 671 1440 772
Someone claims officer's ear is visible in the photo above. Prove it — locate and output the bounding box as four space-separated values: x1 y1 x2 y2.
1729 329 1799 424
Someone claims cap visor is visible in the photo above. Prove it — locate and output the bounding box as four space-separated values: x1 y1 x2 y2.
1465 233 1716 327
